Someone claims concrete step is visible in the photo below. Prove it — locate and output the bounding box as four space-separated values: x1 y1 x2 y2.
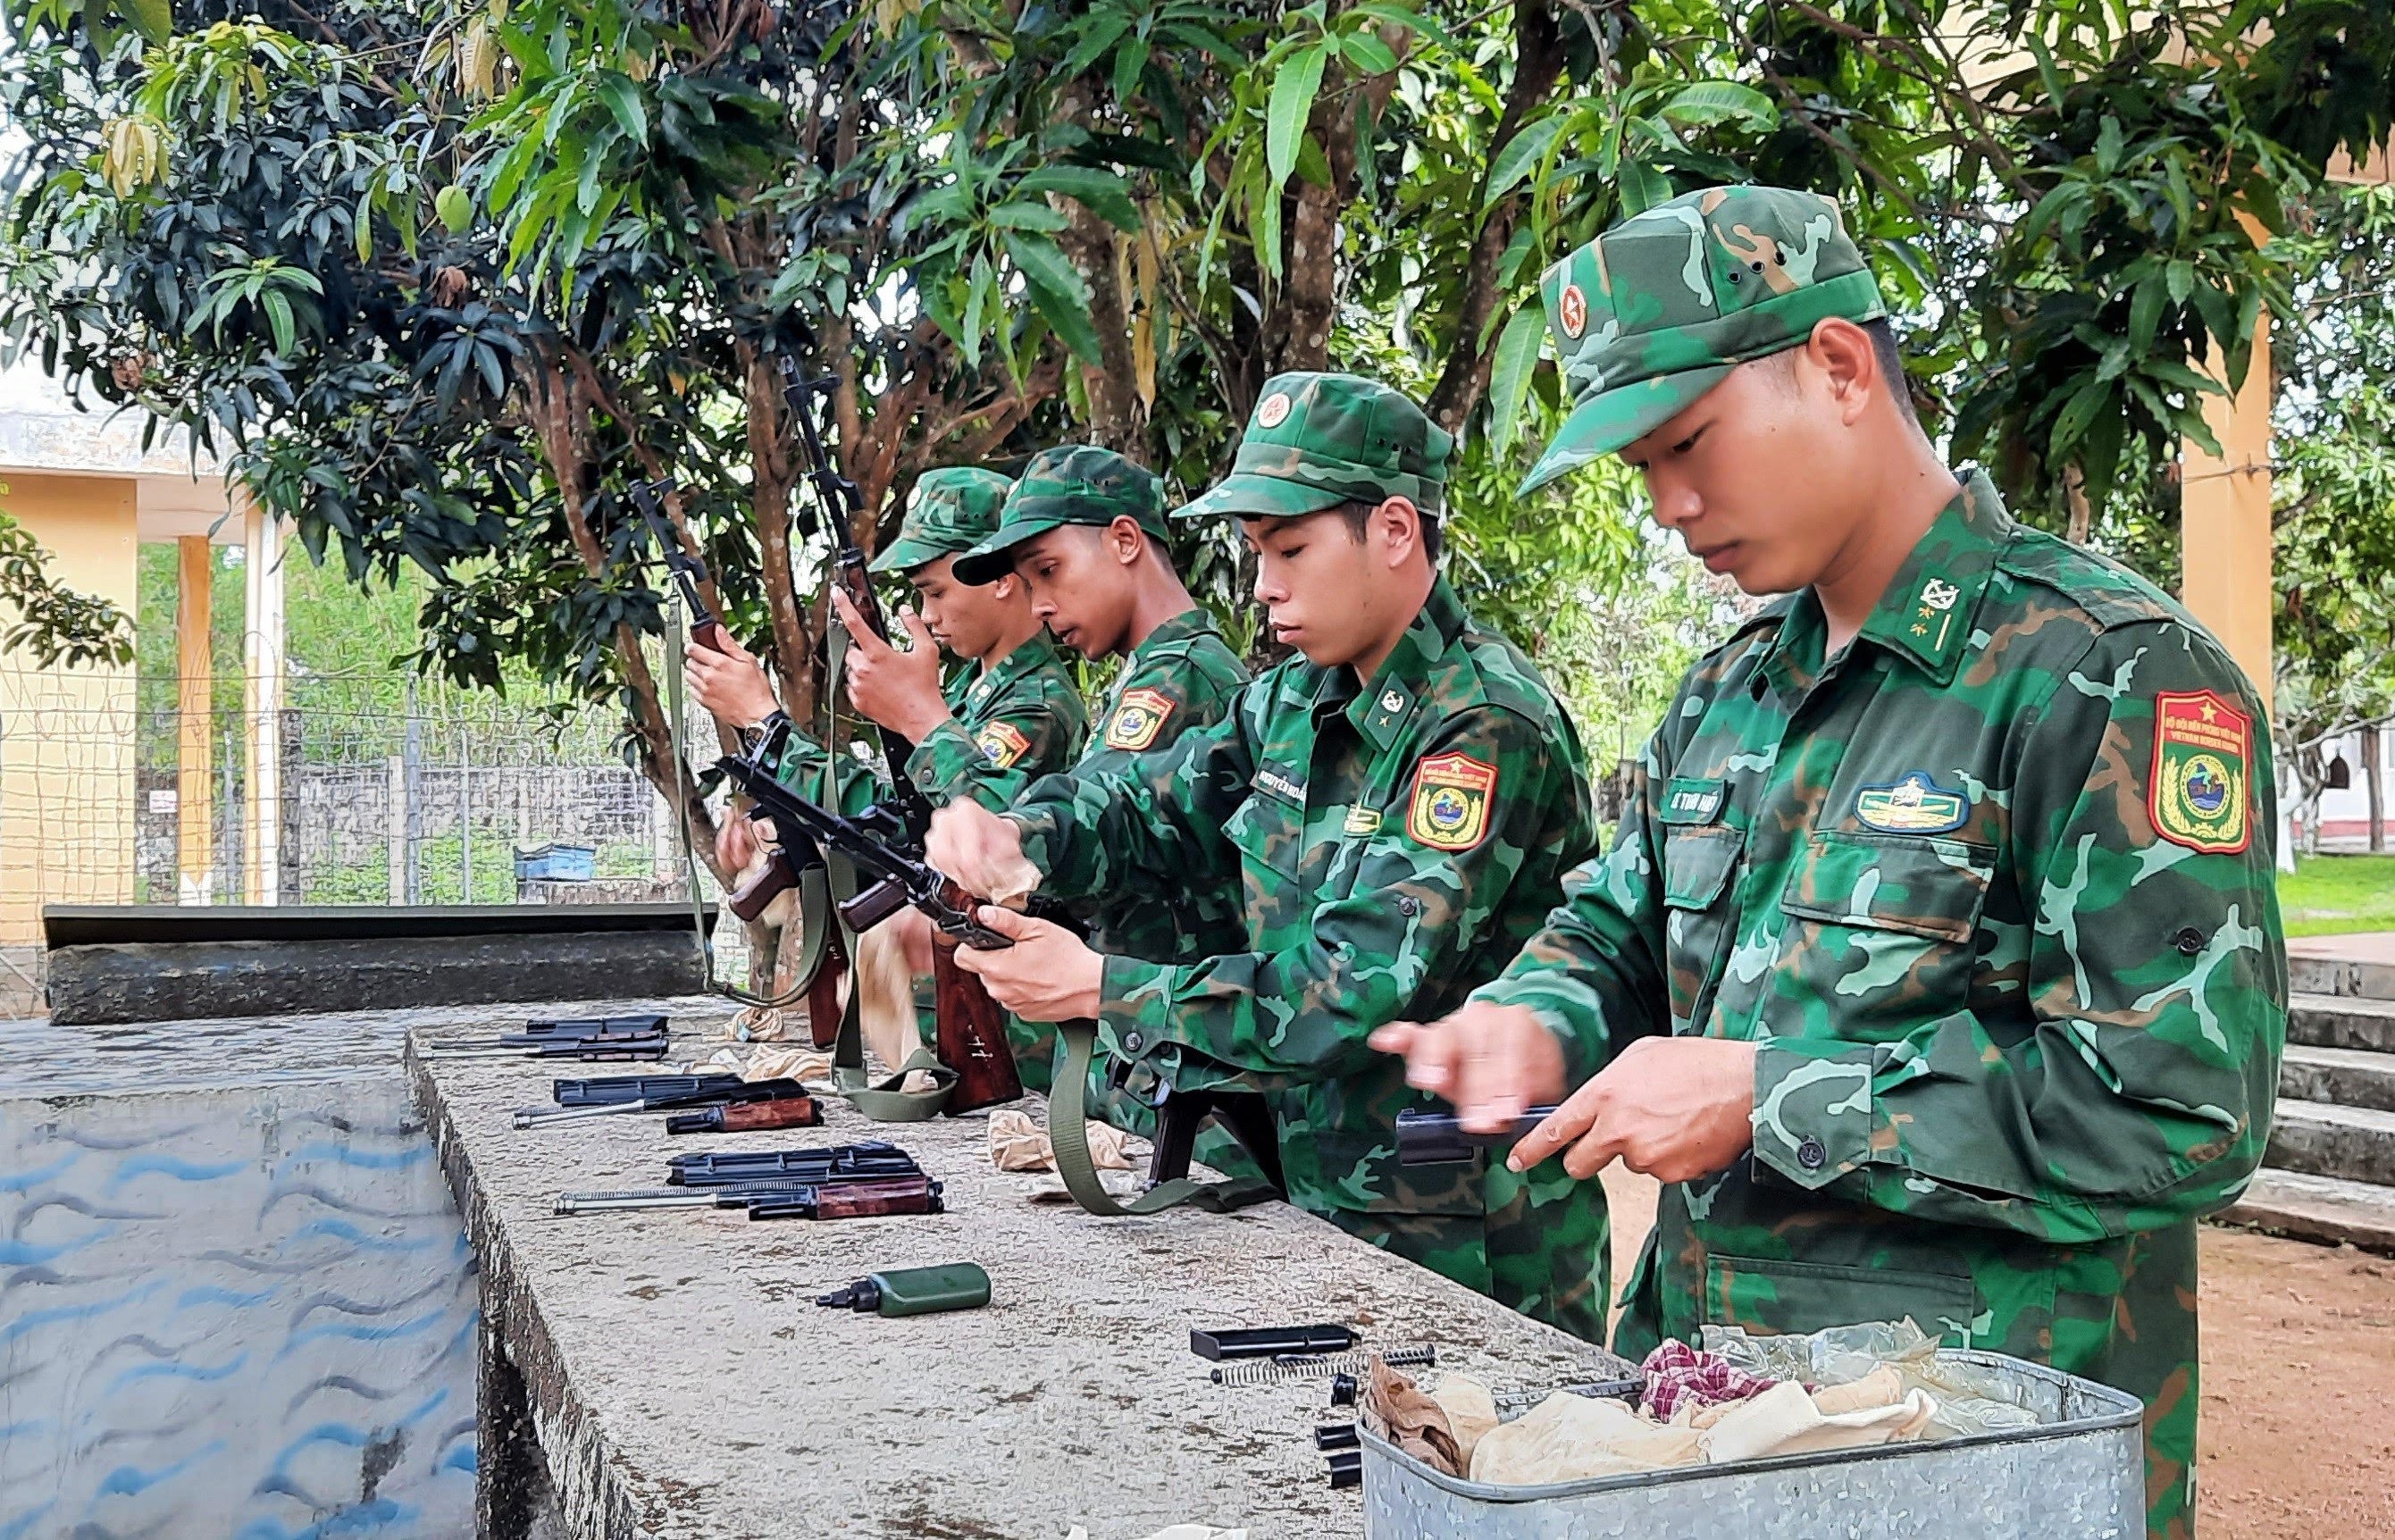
2218 1168 2395 1256
2265 1099 2395 1186
2282 1044 2395 1113
2286 992 2395 1054
2290 952 2395 1002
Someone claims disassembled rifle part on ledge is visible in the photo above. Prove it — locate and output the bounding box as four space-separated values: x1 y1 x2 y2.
816 1261 991 1317
1189 1323 1357 1360
1209 1346 1436 1386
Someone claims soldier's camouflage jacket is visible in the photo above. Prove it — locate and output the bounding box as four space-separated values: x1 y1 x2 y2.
1474 473 2287 1537
1007 578 1613 1341
768 636 1086 812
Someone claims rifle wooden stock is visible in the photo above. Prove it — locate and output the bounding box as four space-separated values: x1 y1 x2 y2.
807 926 849 1050
725 855 797 923
931 939 1021 1113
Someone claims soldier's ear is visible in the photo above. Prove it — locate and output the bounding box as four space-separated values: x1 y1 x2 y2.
1107 515 1146 566
1808 318 1876 428
1374 496 1424 569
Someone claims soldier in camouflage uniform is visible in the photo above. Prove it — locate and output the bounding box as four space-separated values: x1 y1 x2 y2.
929 376 1613 1343
944 445 1253 1095
684 466 1086 824
1372 186 2287 1539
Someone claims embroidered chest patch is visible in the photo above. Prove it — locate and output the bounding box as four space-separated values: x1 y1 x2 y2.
1407 752 1498 852
1102 687 1175 752
1854 771 1969 835
2150 690 2250 853
975 721 1032 769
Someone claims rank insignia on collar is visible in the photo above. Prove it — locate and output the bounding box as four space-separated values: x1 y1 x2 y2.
1407 751 1497 851
974 721 1032 768
1855 771 1969 834
2150 690 2250 852
1102 687 1174 751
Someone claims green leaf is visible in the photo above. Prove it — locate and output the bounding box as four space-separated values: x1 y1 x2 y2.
1267 41 1327 192
1482 114 1564 210
2094 115 2124 175
262 289 295 356
1017 166 1141 231
1021 269 1104 366
1340 30 1399 76
2024 30 2068 113
1059 13 1130 78
2048 375 2109 458
121 0 170 45
1618 156 1671 217
595 72 648 145
1658 81 1777 130
1486 305 1545 456
1111 35 1150 102
2128 274 2163 356
1002 230 1090 309
1352 1 1456 52
989 200 1069 230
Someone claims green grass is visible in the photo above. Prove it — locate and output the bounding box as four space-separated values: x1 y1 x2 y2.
2278 853 2395 938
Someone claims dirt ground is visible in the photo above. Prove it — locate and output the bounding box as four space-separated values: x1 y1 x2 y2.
1595 1165 2395 1536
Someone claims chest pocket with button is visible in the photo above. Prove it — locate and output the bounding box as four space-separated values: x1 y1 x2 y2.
1774 830 1992 1036
1656 776 1746 1034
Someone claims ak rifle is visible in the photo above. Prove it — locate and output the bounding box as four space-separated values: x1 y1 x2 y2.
776 355 935 841
716 751 1023 1115
625 478 724 654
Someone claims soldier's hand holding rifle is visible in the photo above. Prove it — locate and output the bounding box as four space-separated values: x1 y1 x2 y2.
684 632 780 727
830 589 948 741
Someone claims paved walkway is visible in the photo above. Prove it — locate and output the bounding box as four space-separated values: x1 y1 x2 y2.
2288 931 2395 965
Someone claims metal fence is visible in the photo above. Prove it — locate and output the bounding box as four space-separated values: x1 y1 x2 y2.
9 665 713 916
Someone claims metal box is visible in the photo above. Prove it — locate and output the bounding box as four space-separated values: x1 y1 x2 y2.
1359 1351 2144 1538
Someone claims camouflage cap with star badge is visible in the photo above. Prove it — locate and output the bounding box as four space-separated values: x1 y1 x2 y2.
1520 183 1888 495
867 466 1016 573
1175 372 1453 521
950 445 1168 586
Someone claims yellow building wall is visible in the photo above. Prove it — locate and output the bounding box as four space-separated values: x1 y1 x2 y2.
0 473 139 942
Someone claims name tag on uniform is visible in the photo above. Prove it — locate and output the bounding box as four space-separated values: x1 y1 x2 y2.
1660 776 1726 824
1253 766 1306 804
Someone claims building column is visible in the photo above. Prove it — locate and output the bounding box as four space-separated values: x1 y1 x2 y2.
175 533 214 903
242 488 286 906
2178 307 2274 716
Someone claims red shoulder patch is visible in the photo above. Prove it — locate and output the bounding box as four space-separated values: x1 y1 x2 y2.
2149 690 2251 853
1406 751 1498 852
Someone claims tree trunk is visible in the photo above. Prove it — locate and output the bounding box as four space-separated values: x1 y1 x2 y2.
2063 462 2091 545
2366 722 2386 853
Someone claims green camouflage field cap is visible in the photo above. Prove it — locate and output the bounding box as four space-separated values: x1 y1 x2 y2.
867 466 1016 573
1175 372 1453 521
1520 183 1887 494
950 445 1168 586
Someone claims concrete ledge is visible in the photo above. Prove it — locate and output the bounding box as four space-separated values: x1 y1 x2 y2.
2289 947 2395 1003
47 931 705 1025
2264 1099 2395 1186
407 1020 1628 1539
2282 1044 2395 1113
2219 1169 2395 1255
2286 992 2395 1054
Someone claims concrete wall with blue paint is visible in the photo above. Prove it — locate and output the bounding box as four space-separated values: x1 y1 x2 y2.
1 1012 477 1540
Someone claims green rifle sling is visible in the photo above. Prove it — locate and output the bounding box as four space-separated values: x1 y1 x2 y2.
1049 1019 1279 1217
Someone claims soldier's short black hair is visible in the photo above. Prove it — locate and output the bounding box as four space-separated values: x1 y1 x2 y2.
1758 315 1918 427
1333 498 1443 564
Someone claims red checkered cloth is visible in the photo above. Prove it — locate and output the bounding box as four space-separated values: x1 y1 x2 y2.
1639 1341 1778 1421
